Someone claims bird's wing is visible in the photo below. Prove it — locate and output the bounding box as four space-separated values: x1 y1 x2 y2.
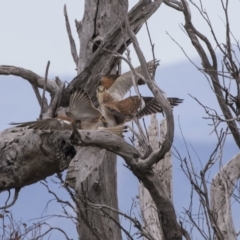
137 97 183 119
114 96 141 115
167 97 184 107
98 125 128 137
107 59 159 101
10 117 73 131
103 103 126 125
69 89 102 120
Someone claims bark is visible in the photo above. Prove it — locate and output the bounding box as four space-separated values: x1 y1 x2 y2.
0 0 182 239
139 117 173 240
211 153 240 240
69 127 182 239
0 128 75 191
65 1 164 239
66 1 126 239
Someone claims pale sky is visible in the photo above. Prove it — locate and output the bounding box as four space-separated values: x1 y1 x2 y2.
0 1 240 239
1 1 239 75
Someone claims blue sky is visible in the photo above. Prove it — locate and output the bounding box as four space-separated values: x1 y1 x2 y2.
1 1 240 239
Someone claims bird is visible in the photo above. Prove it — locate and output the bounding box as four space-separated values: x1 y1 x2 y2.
100 59 159 101
96 85 183 126
10 89 126 137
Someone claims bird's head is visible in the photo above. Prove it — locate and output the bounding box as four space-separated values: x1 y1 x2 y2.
96 85 106 104
101 75 119 90
97 85 106 93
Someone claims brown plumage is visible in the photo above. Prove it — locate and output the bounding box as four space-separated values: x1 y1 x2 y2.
101 74 145 90
10 115 80 130
97 86 183 126
100 59 159 101
10 90 100 130
10 90 126 137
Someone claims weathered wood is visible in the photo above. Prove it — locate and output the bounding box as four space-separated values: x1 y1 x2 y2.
0 128 75 191
76 152 120 240
211 153 240 240
139 116 173 240
67 1 126 239
61 0 163 107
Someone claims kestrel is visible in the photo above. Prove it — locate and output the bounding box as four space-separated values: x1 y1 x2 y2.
101 59 159 101
11 90 100 130
10 89 126 136
97 85 183 126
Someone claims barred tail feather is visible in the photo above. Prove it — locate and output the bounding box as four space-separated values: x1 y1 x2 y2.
98 125 128 137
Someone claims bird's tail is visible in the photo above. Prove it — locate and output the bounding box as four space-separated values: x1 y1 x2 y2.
10 121 40 129
167 97 184 107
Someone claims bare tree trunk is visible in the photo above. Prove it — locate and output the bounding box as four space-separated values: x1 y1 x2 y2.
211 153 240 240
139 116 173 240
66 1 126 239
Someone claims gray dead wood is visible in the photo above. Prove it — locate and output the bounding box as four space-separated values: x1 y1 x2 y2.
179 0 240 147
60 0 164 107
122 9 181 237
69 126 182 239
0 128 75 191
65 1 125 239
0 65 58 94
0 66 65 119
0 0 183 239
139 116 173 240
64 1 166 239
211 153 240 240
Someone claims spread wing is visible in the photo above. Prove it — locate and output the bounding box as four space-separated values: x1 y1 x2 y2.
102 103 126 125
137 97 183 119
10 117 73 130
167 97 184 107
113 96 141 115
68 89 102 120
107 59 159 101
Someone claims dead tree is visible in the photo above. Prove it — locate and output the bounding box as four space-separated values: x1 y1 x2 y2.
0 1 185 239
163 0 240 239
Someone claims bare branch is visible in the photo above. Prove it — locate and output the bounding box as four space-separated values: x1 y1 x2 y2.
42 77 65 119
211 153 240 239
61 0 164 106
40 61 50 119
64 4 79 68
122 8 174 167
0 188 20 209
0 65 58 94
163 0 183 11
167 0 240 147
31 84 46 109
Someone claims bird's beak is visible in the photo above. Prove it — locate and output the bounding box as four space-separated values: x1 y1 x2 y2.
97 85 105 93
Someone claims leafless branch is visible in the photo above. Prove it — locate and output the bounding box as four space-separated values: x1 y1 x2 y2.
36 223 71 240
163 0 183 11
0 65 58 94
122 5 174 168
165 0 240 147
145 21 158 79
31 84 46 109
0 188 20 210
39 61 50 119
42 77 65 119
64 4 79 68
79 195 155 240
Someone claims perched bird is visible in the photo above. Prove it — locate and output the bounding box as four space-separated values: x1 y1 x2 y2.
97 85 183 126
10 89 126 136
66 89 102 130
101 59 159 101
10 90 100 130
